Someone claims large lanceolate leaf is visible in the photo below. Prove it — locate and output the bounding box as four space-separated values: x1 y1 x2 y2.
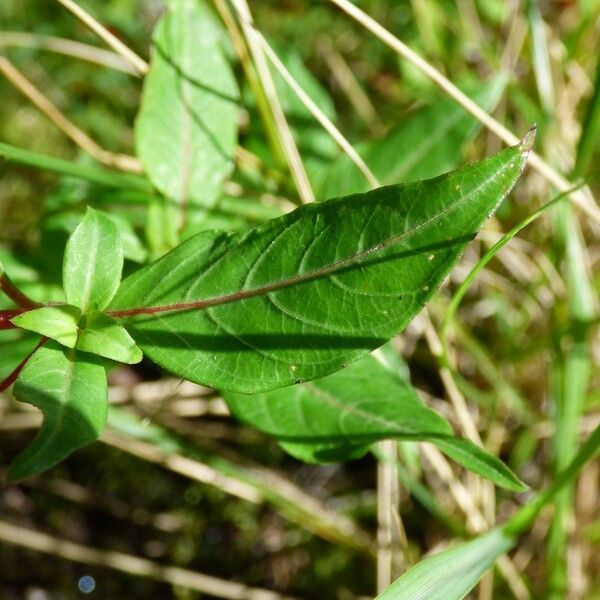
135 0 239 226
225 353 526 491
315 77 506 199
110 136 532 393
376 529 514 600
8 342 108 481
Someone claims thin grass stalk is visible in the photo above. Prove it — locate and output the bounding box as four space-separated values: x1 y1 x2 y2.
230 0 315 204
328 0 600 224
0 520 300 600
55 0 149 75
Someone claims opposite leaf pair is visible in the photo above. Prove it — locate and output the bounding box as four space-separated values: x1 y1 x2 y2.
7 209 141 480
12 209 142 365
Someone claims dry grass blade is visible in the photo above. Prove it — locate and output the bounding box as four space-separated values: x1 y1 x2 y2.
376 440 403 593
55 0 149 76
316 37 385 136
231 0 315 203
254 31 380 189
0 410 372 552
101 429 263 504
0 56 141 172
0 32 138 74
0 520 300 599
102 427 373 553
328 0 600 225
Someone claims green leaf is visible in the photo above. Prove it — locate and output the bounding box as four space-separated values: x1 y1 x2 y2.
314 76 507 199
0 333 39 381
135 0 239 224
225 353 526 491
10 305 81 348
225 354 451 462
376 528 515 600
107 213 148 264
76 312 142 364
432 437 526 492
63 207 124 312
8 342 108 481
111 138 531 393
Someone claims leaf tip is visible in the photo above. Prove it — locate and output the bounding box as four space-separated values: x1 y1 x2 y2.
519 126 537 158
7 459 36 483
506 478 529 493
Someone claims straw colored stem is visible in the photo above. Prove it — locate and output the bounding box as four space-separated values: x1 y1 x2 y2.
0 520 299 600
231 0 315 204
0 56 141 172
0 32 137 74
55 0 149 75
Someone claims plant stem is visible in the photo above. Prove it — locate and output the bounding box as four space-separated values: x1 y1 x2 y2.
0 337 48 392
0 273 41 309
441 184 582 340
0 309 24 330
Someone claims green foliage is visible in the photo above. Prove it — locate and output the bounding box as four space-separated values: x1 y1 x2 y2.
10 305 81 347
74 311 142 364
1 1 599 596
375 529 514 600
225 353 526 491
9 342 108 481
135 0 239 233
3 138 529 483
111 140 528 392
62 207 124 312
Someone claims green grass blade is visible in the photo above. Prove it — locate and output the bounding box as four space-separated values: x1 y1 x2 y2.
375 529 514 600
573 53 600 178
0 142 152 192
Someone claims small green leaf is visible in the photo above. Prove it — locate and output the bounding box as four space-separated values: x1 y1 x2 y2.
376 529 515 600
112 138 531 393
63 207 124 312
10 305 81 348
136 0 239 224
8 342 108 481
106 213 148 264
432 437 527 493
76 312 142 364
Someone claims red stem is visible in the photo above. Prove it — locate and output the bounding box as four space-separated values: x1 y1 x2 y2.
106 258 354 318
0 273 41 309
0 309 24 330
0 337 48 392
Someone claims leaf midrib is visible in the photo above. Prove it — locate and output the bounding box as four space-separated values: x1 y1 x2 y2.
110 159 511 318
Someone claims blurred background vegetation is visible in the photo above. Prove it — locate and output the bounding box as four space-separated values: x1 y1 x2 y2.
0 0 599 598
